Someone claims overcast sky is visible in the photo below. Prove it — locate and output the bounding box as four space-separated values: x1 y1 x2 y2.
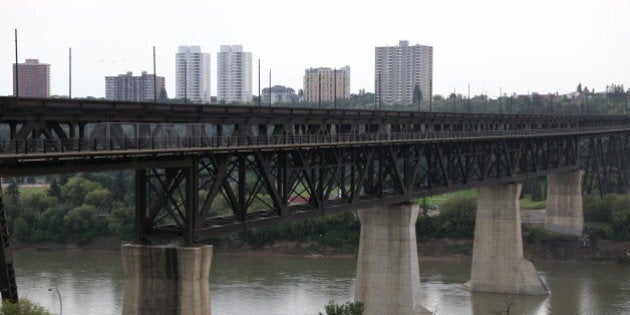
1 0 628 98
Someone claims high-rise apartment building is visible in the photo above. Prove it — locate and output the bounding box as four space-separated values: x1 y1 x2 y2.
303 66 350 103
13 59 50 98
375 40 433 106
105 71 165 102
176 46 211 103
217 45 252 104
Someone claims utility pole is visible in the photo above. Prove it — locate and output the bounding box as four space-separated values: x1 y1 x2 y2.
374 72 380 110
467 83 471 113
258 59 261 107
378 72 382 110
268 69 271 106
184 59 187 104
484 90 488 112
318 71 321 109
453 87 456 112
333 68 337 109
14 29 18 99
153 46 157 103
499 87 503 114
69 47 72 99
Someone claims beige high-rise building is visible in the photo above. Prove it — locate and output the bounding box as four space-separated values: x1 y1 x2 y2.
303 66 350 103
375 40 433 106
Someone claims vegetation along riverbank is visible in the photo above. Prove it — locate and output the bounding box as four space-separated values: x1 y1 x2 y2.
4 172 630 264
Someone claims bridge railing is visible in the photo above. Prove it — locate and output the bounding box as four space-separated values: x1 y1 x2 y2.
0 126 628 156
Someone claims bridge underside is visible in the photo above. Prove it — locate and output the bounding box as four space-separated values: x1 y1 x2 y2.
127 136 579 242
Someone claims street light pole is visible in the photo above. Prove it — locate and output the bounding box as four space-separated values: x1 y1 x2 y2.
48 287 62 315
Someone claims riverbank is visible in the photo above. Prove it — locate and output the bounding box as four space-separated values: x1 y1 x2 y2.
12 233 630 264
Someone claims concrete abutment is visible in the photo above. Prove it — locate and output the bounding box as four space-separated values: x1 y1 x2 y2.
468 183 548 295
354 203 432 314
545 170 584 236
121 244 213 315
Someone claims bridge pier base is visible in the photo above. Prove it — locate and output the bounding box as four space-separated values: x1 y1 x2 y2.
467 183 548 295
354 203 432 314
545 170 584 236
121 244 213 315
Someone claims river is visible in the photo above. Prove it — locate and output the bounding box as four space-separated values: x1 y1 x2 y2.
13 250 630 314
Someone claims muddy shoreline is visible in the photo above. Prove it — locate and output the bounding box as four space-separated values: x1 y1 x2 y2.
12 237 630 264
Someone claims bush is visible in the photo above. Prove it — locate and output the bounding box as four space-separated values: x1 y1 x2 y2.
434 196 477 239
1 299 52 315
63 204 105 244
611 209 630 241
416 215 436 241
585 222 614 239
108 204 134 240
319 301 364 315
584 194 616 223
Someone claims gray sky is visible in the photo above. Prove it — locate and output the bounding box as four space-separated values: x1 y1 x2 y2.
1 0 628 98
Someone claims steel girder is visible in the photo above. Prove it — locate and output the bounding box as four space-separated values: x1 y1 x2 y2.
135 136 579 242
0 186 17 302
582 135 630 196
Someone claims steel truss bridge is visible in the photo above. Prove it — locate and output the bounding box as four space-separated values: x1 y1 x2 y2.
0 96 630 301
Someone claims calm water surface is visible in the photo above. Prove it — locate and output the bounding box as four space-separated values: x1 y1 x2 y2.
13 251 630 314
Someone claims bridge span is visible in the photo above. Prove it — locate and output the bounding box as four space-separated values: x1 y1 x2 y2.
1 96 629 314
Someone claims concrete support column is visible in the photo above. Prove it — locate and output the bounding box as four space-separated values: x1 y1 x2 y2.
354 203 431 314
122 244 213 315
545 170 584 236
467 183 548 295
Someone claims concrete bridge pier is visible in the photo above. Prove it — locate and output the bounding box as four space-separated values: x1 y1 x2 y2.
354 203 432 314
545 170 584 236
467 183 548 295
121 244 213 315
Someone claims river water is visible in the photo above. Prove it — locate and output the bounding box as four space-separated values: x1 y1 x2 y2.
13 250 630 314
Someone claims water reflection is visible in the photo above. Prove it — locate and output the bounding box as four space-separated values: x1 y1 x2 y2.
10 251 630 315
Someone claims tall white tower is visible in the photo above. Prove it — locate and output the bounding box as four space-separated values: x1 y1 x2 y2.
375 40 433 106
217 45 252 104
176 46 211 103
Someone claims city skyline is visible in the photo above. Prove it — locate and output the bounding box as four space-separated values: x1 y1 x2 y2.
1 0 628 99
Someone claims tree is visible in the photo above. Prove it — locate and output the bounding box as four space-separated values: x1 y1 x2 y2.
1 298 52 315
58 174 70 185
412 85 423 106
158 88 168 102
85 188 112 211
61 176 104 206
63 204 104 244
47 178 61 199
6 179 20 209
111 171 127 203
319 301 364 315
577 83 582 93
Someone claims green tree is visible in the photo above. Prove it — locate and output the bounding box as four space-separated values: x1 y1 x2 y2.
158 88 168 102
108 204 134 240
577 83 582 93
63 204 104 244
319 301 364 315
58 174 70 185
85 188 112 211
47 178 61 199
6 179 20 208
111 171 127 203
412 85 423 106
1 298 52 315
61 176 103 206
435 195 477 238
